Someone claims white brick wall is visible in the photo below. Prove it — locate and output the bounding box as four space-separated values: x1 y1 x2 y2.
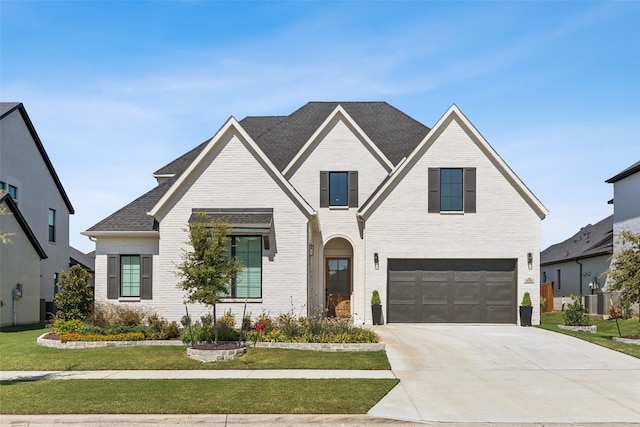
289 117 391 323
363 117 542 325
95 129 310 324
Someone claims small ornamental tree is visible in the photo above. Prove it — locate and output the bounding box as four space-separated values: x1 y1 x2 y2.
54 265 94 321
606 230 640 337
176 212 244 343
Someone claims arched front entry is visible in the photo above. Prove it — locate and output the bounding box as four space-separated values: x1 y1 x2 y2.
323 237 354 317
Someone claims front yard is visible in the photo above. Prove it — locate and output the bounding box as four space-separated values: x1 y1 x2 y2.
538 312 640 359
0 324 396 414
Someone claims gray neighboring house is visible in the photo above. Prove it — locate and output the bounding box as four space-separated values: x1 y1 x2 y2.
0 102 74 320
540 215 613 305
606 161 640 255
0 192 48 326
69 247 95 288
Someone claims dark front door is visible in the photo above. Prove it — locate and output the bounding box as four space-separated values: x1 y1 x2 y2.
326 258 351 317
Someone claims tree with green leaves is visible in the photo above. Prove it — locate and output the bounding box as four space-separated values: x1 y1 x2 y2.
606 230 640 337
176 212 244 343
54 265 94 321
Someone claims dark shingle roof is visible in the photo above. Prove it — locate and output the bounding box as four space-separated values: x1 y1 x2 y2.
242 102 430 171
606 160 640 183
89 102 431 232
1 192 47 259
85 181 171 232
153 102 431 175
70 246 95 271
541 215 613 265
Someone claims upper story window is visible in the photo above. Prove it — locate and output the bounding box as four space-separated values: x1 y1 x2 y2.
1 182 18 202
320 171 358 208
440 168 463 211
48 209 56 242
428 168 476 214
330 172 348 206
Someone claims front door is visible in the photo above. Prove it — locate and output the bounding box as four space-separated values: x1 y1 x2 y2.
326 258 351 317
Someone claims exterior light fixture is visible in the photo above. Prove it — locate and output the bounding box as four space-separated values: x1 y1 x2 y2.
374 253 379 270
309 244 314 257
527 252 533 270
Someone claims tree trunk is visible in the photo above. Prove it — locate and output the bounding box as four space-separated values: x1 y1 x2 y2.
213 305 218 344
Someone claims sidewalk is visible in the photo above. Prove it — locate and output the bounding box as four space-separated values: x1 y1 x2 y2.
0 369 395 381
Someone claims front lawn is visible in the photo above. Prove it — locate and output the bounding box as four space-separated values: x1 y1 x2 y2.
0 378 399 414
538 312 640 359
0 325 390 371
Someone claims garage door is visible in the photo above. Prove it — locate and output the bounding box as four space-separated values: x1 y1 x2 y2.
388 259 517 323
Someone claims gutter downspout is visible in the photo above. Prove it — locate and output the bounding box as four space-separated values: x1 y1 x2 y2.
576 260 583 296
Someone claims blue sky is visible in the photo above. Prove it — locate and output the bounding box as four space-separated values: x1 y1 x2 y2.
2 1 639 254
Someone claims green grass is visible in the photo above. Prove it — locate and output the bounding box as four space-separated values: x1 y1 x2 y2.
0 378 399 414
0 325 390 371
538 312 640 359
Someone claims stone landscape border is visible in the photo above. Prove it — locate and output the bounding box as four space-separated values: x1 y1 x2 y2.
557 325 597 333
37 334 385 352
612 336 640 346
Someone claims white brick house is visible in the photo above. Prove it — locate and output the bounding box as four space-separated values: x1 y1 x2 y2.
84 103 548 325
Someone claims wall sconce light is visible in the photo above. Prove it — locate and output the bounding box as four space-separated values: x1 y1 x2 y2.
309 244 314 257
527 252 533 270
374 253 379 270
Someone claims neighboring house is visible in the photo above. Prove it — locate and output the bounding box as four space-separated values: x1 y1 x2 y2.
84 102 548 325
606 161 640 255
540 215 613 300
0 193 47 326
0 102 74 317
69 247 96 288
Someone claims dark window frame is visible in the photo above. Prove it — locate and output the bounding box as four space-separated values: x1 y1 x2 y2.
48 208 56 243
428 167 476 214
320 171 358 208
107 254 153 300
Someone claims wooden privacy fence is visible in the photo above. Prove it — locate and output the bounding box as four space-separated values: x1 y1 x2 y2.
540 282 554 313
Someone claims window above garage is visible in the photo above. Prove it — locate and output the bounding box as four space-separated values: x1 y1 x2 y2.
428 167 476 214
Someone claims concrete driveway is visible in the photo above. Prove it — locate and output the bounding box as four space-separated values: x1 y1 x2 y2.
369 324 640 424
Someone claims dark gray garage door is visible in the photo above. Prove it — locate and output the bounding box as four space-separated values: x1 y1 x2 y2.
388 259 517 323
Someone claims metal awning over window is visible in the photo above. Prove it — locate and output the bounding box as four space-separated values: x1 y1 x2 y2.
189 208 273 235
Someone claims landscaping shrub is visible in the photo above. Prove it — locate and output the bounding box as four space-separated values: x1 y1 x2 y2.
181 312 239 343
79 324 106 335
59 332 145 342
53 265 94 321
244 314 379 344
52 319 83 334
147 314 180 340
90 303 151 329
564 295 591 326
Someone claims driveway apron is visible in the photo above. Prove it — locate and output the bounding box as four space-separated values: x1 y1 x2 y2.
369 324 640 424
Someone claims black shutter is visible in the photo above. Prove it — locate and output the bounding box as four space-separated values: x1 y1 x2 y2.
140 255 153 300
320 171 329 207
348 171 358 207
107 255 119 299
464 168 476 213
428 168 440 213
